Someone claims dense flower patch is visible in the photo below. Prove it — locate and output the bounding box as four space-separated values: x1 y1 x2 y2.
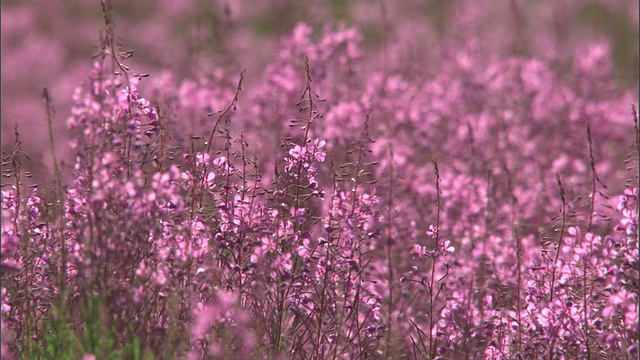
1 1 638 359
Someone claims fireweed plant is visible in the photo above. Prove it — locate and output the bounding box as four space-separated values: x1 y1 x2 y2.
1 4 639 360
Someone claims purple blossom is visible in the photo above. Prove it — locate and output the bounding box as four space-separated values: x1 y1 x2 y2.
1 3 638 359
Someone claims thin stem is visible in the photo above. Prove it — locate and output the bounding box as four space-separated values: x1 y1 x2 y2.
11 122 32 353
586 123 596 233
201 68 246 199
514 223 523 355
293 57 316 213
584 123 597 360
503 160 522 355
632 104 639 218
429 154 442 359
632 104 640 309
549 172 567 304
548 172 567 360
101 0 134 179
43 88 68 304
384 145 395 360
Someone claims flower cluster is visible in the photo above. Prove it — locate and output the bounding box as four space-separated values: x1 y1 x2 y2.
1 2 638 359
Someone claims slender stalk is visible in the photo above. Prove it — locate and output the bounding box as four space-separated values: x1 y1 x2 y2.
514 223 523 355
632 104 640 311
200 68 246 207
428 155 442 358
293 57 316 213
276 56 320 353
384 145 395 359
583 123 598 360
631 104 639 226
101 0 134 179
11 122 32 355
503 160 522 355
549 172 567 305
43 88 68 306
586 123 596 233
548 172 567 360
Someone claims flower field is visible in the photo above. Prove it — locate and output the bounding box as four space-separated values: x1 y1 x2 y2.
1 1 638 359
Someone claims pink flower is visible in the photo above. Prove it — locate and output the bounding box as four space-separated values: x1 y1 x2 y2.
412 244 426 259
288 145 305 160
441 240 455 254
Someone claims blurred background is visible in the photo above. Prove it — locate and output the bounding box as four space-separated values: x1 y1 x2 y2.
2 0 639 181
